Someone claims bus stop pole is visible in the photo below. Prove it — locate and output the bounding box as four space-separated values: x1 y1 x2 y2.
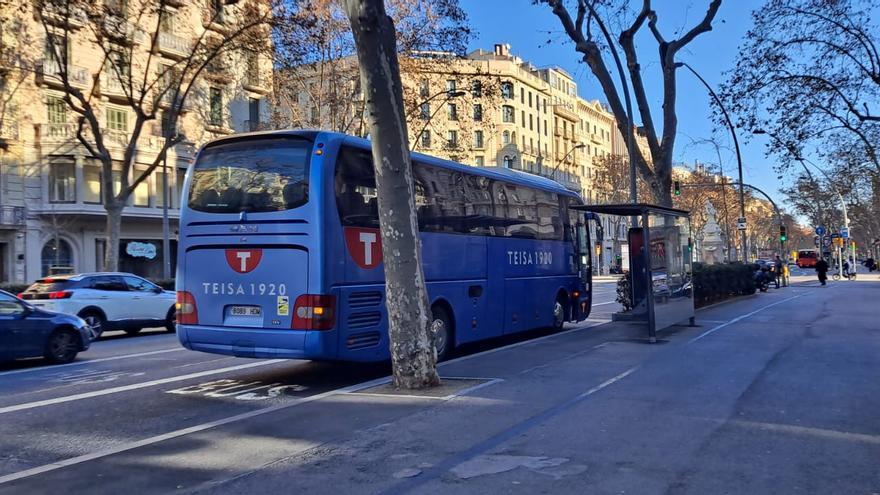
644 211 657 343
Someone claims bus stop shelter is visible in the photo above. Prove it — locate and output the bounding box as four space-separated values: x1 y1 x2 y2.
574 204 695 342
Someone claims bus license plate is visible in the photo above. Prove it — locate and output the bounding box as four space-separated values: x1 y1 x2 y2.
231 306 261 316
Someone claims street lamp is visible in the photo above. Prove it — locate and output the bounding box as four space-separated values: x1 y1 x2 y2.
410 90 466 151
550 142 585 183
676 61 748 263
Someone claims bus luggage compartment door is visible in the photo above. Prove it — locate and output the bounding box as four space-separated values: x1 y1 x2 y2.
183 246 308 330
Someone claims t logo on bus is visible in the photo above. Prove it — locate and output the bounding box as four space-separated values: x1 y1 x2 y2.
225 249 263 273
344 227 382 269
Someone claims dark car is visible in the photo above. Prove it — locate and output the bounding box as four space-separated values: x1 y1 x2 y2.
0 290 91 364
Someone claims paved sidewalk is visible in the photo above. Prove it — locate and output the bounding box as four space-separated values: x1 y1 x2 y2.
4 281 878 494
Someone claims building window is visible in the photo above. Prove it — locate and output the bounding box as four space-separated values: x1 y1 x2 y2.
41 238 73 277
47 96 67 124
501 81 513 99
520 87 525 103
155 167 173 209
502 105 514 123
420 102 430 120
84 162 102 204
521 110 526 128
447 130 458 147
445 79 456 93
49 159 75 203
473 130 484 149
529 114 534 131
528 91 533 107
473 104 482 121
475 156 484 166
502 155 513 168
420 130 431 148
419 79 430 97
133 167 150 207
447 102 458 121
106 107 128 132
209 87 223 126
471 80 482 97
502 130 511 145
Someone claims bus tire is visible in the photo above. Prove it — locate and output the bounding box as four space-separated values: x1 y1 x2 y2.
430 305 454 362
552 293 567 330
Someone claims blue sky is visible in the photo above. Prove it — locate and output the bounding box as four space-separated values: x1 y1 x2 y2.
460 0 784 204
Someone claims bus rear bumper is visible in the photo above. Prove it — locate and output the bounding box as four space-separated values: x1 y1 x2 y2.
177 325 336 360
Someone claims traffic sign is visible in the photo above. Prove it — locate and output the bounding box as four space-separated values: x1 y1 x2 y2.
815 226 825 236
841 227 849 239
822 236 832 248
737 217 747 231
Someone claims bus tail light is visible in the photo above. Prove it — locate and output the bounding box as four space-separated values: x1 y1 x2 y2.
293 294 336 330
176 291 199 324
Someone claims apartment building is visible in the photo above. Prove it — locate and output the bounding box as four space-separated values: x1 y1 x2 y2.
283 44 618 199
0 0 271 283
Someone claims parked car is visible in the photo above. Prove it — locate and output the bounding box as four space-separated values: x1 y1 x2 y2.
0 290 91 364
19 273 176 339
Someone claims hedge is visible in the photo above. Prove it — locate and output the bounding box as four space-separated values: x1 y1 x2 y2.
692 262 756 308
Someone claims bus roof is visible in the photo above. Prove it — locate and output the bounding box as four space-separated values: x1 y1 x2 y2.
200 130 582 200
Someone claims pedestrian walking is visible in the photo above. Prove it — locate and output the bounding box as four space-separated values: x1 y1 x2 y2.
774 255 784 288
815 258 829 286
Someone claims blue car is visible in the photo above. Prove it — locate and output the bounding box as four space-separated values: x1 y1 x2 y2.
0 290 91 364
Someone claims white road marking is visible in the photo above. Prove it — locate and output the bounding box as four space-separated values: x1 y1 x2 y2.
0 360 286 415
688 294 804 344
0 348 185 377
732 420 880 445
592 301 619 306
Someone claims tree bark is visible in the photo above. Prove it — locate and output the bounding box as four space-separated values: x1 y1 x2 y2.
105 205 123 272
344 0 439 389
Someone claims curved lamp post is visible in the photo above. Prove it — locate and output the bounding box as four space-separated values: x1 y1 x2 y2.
411 90 466 151
550 142 585 182
676 61 748 262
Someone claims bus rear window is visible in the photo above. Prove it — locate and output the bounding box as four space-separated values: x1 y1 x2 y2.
188 138 311 213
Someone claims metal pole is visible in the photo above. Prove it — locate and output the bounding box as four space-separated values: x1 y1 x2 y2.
161 156 171 280
678 62 748 262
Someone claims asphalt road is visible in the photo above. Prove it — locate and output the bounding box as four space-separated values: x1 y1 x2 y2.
0 282 620 484
0 271 873 493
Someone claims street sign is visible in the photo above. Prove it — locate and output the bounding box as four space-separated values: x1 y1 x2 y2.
841 227 849 239
815 226 825 236
737 217 747 231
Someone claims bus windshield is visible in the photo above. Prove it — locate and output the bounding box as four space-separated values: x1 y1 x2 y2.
188 137 311 213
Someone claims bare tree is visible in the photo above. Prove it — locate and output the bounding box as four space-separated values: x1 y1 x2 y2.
536 0 722 206
722 0 880 176
344 0 440 389
272 0 471 137
35 0 274 270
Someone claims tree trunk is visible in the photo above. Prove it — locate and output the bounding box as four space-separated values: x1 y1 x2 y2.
344 0 440 389
105 205 123 272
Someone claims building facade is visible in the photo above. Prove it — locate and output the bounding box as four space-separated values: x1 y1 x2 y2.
0 0 271 283
283 44 618 199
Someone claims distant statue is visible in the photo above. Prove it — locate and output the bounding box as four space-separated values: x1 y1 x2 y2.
701 201 726 264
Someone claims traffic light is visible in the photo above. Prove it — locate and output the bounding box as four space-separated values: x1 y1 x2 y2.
673 181 681 196
779 225 787 242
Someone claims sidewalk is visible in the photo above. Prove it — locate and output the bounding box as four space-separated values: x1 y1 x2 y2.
5 283 877 494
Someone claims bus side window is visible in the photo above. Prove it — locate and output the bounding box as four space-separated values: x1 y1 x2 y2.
336 147 378 227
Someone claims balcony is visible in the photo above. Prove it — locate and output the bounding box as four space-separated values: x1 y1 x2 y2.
41 6 87 29
100 73 129 101
0 206 25 228
589 133 602 144
243 71 270 95
37 59 90 89
103 128 130 148
157 31 191 59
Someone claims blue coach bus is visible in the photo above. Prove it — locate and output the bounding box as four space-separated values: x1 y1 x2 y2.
175 130 593 362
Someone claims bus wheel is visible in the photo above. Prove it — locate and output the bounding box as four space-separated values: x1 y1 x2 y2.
553 295 567 330
430 306 453 362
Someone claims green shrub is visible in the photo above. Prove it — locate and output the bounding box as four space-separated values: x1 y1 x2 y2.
692 262 756 308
